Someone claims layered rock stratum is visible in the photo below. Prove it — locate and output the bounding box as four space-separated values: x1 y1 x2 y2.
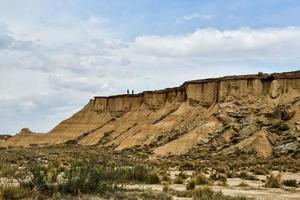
2 71 300 158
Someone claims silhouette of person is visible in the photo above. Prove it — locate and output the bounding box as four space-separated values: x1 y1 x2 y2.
127 89 129 94
132 90 134 94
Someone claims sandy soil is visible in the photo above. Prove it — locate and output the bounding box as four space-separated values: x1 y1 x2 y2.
2 172 300 200
125 183 300 200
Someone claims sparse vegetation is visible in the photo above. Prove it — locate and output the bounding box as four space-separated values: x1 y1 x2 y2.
174 176 184 184
180 161 195 170
210 172 227 183
282 179 298 187
0 145 299 199
0 155 161 199
238 171 258 181
192 186 252 200
178 171 188 179
162 173 171 183
186 179 196 190
193 173 211 185
265 174 281 188
145 171 160 184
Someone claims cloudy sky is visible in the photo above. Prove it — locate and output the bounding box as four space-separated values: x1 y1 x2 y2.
1 0 300 134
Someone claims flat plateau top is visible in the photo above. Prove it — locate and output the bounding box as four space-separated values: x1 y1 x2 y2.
94 70 300 98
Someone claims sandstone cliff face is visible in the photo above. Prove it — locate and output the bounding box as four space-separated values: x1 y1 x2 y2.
3 71 300 158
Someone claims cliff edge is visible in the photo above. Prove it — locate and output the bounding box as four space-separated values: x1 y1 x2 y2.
2 71 300 159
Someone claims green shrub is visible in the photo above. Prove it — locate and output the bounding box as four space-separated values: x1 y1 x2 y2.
194 173 210 185
282 179 298 187
192 186 252 200
210 173 227 183
109 190 172 200
186 179 196 190
130 164 149 182
145 171 160 184
178 172 188 179
180 161 195 170
192 186 217 200
138 190 172 200
30 166 53 195
162 174 171 183
58 158 106 195
0 164 18 178
0 186 41 200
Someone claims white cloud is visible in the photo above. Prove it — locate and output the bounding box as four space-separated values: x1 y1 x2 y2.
131 27 300 59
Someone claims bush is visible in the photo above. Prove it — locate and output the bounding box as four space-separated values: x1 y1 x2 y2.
109 190 172 200
192 186 251 200
180 161 195 170
0 186 41 200
58 159 102 195
210 173 227 183
26 158 155 197
265 174 281 188
186 179 196 190
194 173 210 185
30 166 53 195
192 186 220 200
145 171 160 184
138 190 172 200
130 164 149 182
0 165 19 178
162 174 171 183
282 179 298 187
178 172 188 179
174 176 184 184
192 186 213 200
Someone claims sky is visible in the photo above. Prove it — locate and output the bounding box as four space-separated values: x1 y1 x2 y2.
1 0 300 134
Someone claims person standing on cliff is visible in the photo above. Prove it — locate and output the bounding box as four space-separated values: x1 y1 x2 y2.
127 89 129 94
132 90 134 94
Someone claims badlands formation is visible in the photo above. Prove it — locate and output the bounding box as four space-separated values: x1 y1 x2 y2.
3 71 300 159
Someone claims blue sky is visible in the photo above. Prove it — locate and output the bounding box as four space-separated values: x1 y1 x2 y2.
43 0 300 36
1 0 300 134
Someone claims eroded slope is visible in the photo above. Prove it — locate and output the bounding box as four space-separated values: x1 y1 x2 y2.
3 71 300 159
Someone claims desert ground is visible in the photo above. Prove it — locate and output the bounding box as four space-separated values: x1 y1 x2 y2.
0 145 299 200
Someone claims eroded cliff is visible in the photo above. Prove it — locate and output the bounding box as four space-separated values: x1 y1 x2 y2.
3 71 300 159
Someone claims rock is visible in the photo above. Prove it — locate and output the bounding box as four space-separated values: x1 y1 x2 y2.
222 128 235 143
257 115 281 127
216 113 234 126
239 123 259 137
18 128 33 135
269 80 282 99
228 112 245 118
274 142 299 154
266 132 279 145
223 130 273 158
